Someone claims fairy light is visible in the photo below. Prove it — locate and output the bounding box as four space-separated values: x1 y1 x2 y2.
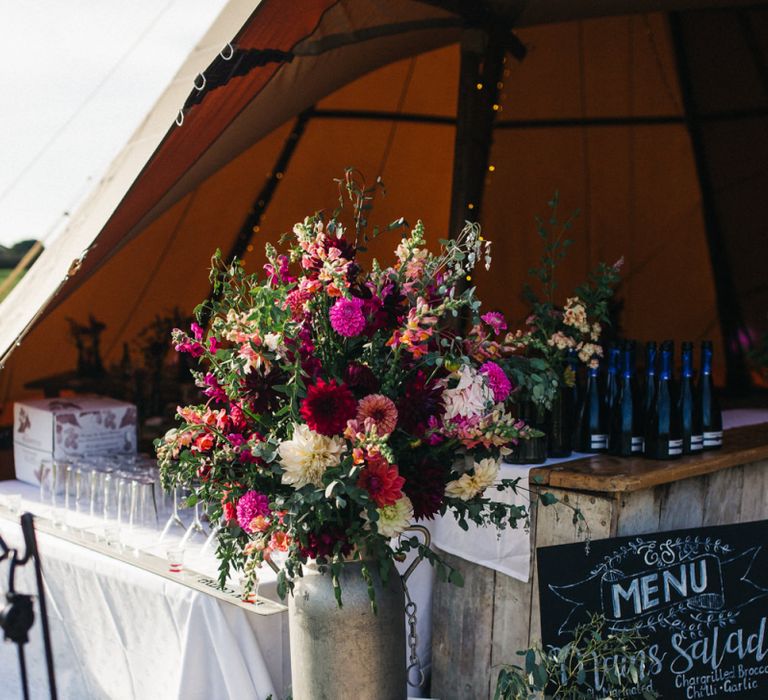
476 82 483 90
488 165 496 172
246 244 254 252
467 203 475 210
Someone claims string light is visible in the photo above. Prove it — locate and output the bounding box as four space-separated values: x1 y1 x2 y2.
488 165 496 172
476 82 484 90
246 244 254 252
468 203 475 210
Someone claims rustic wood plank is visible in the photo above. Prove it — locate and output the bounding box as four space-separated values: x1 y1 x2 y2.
528 488 614 645
489 502 538 698
616 489 662 536
702 466 744 526
529 423 768 493
658 478 708 531
739 459 768 521
431 549 495 700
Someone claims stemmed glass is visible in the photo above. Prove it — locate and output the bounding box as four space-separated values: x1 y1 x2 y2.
179 499 207 548
158 486 187 543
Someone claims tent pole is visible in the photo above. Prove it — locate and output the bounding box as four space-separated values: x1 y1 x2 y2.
448 29 505 243
448 28 506 332
669 12 752 394
224 108 313 264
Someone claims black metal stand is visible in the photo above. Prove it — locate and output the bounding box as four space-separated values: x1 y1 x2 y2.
0 512 58 700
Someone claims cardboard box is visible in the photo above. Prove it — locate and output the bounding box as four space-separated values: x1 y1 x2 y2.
13 397 137 486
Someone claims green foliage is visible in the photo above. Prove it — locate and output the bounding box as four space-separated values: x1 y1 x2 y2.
511 193 622 408
495 615 659 700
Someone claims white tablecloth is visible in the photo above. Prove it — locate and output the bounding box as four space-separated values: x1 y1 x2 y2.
433 410 768 583
0 481 435 699
432 453 594 583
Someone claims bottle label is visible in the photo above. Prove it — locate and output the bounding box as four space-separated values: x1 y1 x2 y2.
690 434 704 451
669 438 683 456
703 430 723 447
590 434 608 449
631 437 644 453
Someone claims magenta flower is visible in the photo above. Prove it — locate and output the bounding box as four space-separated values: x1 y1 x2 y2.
236 490 271 534
329 297 366 337
202 373 227 403
480 361 512 402
481 312 507 335
191 322 204 341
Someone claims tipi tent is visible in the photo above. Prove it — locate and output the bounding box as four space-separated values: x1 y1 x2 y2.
1 0 766 443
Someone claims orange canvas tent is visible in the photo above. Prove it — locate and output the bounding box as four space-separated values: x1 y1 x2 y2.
1 0 766 440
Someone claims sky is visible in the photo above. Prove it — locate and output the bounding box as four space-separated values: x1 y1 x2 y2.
0 0 231 248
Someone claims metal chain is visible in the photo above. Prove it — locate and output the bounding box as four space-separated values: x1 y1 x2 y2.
403 581 425 688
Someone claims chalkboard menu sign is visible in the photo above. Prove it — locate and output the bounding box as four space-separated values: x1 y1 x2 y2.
537 520 768 699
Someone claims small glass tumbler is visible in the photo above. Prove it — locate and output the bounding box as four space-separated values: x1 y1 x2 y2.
166 547 185 573
240 570 260 604
104 525 121 548
6 494 21 516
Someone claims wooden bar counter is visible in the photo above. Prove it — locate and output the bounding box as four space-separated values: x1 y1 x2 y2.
431 422 768 700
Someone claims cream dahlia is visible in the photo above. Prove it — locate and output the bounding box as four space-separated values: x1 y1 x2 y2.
368 495 414 537
445 457 500 501
278 423 346 489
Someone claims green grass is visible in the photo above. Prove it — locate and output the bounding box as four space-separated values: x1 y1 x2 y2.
0 267 23 301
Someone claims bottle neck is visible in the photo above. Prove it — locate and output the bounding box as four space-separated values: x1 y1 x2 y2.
659 351 672 381
622 350 634 379
701 348 713 376
681 350 694 379
646 349 656 377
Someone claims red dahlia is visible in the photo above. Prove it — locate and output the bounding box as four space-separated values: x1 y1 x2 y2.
401 457 449 520
357 453 405 507
299 378 357 436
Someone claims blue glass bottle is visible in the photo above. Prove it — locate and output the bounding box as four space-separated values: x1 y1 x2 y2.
609 341 644 456
676 341 703 454
574 357 608 453
644 341 682 459
697 340 723 450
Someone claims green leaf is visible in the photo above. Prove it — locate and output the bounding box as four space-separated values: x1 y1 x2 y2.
539 492 558 506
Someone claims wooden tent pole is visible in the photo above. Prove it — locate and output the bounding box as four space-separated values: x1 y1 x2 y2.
448 29 506 245
669 12 752 393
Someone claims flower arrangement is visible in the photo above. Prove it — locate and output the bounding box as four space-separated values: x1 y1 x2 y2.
508 193 622 407
156 173 542 602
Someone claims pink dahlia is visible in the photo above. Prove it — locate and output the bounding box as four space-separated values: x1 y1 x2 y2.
236 490 271 534
480 361 512 402
357 394 398 435
329 297 366 337
300 378 357 436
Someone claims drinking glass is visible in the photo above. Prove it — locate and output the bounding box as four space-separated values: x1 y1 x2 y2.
117 475 136 529
133 477 158 530
158 486 187 543
5 494 21 516
180 499 207 548
166 547 185 573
